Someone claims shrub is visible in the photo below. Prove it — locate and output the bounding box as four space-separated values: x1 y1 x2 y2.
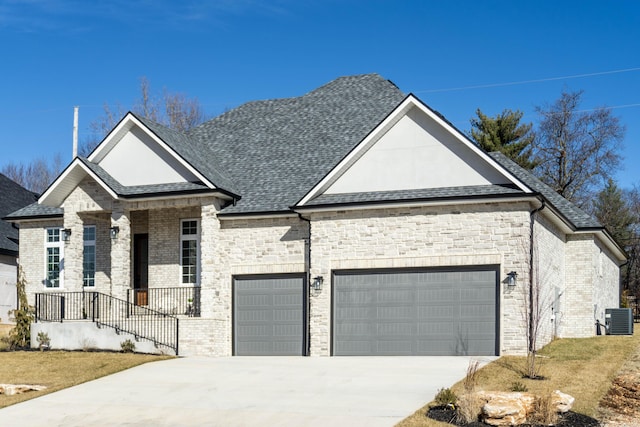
434 387 457 406
36 332 51 350
7 266 34 350
120 339 136 353
511 381 528 392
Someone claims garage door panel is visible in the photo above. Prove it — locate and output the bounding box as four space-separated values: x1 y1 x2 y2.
333 269 497 356
234 276 305 356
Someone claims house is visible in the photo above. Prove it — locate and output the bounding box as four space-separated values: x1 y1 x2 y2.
5 74 625 356
0 173 38 323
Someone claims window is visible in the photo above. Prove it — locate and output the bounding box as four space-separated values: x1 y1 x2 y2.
83 226 96 287
180 219 199 285
45 228 63 288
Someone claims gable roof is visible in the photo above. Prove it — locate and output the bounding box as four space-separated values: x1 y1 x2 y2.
0 173 38 255
294 94 531 207
133 115 239 196
188 73 406 214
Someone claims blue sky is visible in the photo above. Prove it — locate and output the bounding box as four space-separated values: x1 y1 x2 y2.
1 1 639 188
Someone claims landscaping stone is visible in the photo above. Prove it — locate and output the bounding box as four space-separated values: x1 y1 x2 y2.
0 384 47 395
478 391 535 426
475 390 575 426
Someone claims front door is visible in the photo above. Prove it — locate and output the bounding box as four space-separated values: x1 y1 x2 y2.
133 234 149 306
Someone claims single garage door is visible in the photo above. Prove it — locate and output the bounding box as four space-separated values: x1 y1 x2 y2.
234 275 306 356
333 269 498 356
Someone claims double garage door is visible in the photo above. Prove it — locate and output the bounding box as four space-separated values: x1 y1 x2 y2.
233 268 498 356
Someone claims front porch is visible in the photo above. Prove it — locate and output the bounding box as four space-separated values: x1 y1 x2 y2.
33 285 201 356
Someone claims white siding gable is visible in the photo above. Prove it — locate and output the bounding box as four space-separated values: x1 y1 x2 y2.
325 106 511 194
98 126 199 186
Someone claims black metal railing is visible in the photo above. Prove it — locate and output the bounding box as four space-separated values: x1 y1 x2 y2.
127 286 201 317
35 291 98 322
35 291 179 355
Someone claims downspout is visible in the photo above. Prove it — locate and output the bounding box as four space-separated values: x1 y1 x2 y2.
298 213 312 357
529 196 545 352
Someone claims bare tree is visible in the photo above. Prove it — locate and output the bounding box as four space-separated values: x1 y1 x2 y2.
534 90 625 206
1 154 64 194
81 77 206 155
163 90 205 133
80 103 126 157
518 210 557 379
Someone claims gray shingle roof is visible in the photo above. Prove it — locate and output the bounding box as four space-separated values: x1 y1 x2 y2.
304 185 524 207
0 174 38 253
489 152 602 229
188 74 406 214
134 115 239 196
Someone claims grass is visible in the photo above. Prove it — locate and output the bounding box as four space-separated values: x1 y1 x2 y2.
0 351 173 407
0 324 172 408
397 332 640 426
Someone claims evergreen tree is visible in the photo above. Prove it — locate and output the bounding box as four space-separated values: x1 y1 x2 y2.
469 108 536 170
591 179 635 244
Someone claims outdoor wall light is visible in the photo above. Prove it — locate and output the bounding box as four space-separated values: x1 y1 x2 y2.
311 276 324 291
61 228 72 242
506 271 518 288
110 226 120 240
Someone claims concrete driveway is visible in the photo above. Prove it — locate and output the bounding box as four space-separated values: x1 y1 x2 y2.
0 355 495 427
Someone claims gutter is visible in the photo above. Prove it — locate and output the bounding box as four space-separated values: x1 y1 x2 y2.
297 213 312 357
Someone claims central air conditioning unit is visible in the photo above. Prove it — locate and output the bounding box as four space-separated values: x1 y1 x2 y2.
605 308 634 335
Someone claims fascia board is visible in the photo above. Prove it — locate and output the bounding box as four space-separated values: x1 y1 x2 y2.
89 113 216 190
294 195 541 214
121 190 233 203
87 113 135 163
218 212 299 221
296 95 531 207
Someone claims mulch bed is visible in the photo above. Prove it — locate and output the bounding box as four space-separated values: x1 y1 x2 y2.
427 405 600 427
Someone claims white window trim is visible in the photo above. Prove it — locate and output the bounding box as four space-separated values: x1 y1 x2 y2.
180 218 200 286
44 227 64 289
83 225 96 287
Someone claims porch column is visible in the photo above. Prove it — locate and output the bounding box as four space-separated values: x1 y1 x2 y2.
62 211 83 291
110 205 131 300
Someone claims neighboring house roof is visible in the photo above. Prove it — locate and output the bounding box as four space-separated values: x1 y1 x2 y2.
0 173 38 255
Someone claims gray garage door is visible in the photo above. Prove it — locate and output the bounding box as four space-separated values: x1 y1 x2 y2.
234 275 305 356
333 269 498 356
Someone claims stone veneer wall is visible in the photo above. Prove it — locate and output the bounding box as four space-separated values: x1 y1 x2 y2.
593 237 621 326
307 202 533 356
564 234 599 337
20 220 63 302
17 174 623 356
530 213 566 349
212 216 309 355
